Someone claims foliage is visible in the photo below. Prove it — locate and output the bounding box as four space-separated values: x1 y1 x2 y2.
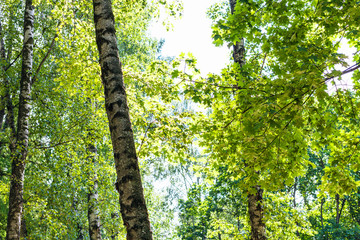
0 0 360 239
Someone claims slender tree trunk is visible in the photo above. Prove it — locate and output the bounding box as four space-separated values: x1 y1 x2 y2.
335 194 340 224
0 97 5 130
87 144 102 240
229 1 266 239
320 198 325 228
335 194 346 225
0 18 6 129
6 0 34 239
293 177 297 208
92 1 152 239
0 11 16 140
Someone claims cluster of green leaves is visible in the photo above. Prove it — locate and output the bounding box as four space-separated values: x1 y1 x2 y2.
177 0 360 238
0 0 194 239
1 0 360 239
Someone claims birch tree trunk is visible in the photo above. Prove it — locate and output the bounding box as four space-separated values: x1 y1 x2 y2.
0 18 6 129
229 1 266 239
6 0 34 239
87 144 102 240
92 1 153 239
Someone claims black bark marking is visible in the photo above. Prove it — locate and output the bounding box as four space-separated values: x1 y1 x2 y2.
115 181 120 193
104 85 110 96
112 111 127 121
109 124 117 132
125 162 138 171
110 82 125 95
130 196 144 209
93 0 152 238
123 125 132 132
106 99 123 112
119 175 134 184
123 148 136 160
117 136 127 140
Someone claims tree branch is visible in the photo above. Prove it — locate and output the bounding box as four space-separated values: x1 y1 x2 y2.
31 33 57 85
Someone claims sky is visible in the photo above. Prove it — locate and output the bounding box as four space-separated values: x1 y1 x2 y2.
150 0 230 76
149 0 356 88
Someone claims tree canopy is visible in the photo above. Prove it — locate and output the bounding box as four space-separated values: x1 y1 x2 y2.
0 0 359 239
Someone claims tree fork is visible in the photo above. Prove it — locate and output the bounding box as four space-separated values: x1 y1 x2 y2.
6 0 34 239
92 0 153 239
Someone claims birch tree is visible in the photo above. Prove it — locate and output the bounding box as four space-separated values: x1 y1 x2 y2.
6 0 34 239
92 0 152 238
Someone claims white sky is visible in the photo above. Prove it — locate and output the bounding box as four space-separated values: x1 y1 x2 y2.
149 0 356 91
150 0 230 75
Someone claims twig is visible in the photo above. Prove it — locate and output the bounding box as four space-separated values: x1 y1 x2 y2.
4 48 23 72
259 53 267 75
259 117 294 157
137 120 156 156
322 62 360 84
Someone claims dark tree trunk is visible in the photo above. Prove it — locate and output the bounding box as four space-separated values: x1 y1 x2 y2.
6 0 34 239
87 144 102 240
320 198 325 228
92 1 152 239
248 187 266 240
335 194 346 225
229 0 245 67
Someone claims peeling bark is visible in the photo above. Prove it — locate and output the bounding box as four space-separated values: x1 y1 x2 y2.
6 0 34 239
92 0 152 239
88 144 102 240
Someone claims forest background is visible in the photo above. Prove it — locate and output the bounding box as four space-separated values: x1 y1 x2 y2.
0 0 360 239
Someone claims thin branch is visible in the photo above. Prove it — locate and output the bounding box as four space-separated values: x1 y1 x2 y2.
222 106 252 128
223 117 236 129
184 78 238 89
137 120 156 156
4 48 23 72
259 117 294 157
259 53 267 75
183 78 269 94
32 34 57 84
322 62 360 84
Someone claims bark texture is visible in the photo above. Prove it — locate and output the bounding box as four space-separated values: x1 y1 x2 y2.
88 144 102 240
248 187 266 240
229 0 245 67
229 1 265 239
6 0 34 239
0 18 6 129
92 1 152 239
